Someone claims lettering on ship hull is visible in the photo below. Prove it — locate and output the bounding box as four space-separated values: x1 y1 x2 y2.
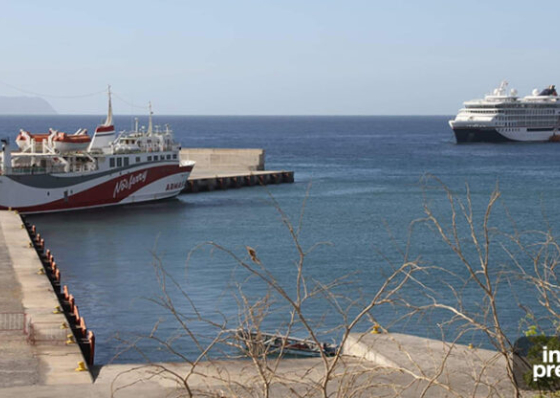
113 171 148 198
166 181 186 191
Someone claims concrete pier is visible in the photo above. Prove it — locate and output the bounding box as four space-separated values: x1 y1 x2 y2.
181 148 294 193
0 211 91 387
184 170 294 193
342 332 514 396
181 148 265 172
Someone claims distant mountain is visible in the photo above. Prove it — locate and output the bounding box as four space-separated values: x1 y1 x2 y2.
0 96 57 115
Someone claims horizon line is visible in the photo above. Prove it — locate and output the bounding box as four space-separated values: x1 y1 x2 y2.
1 113 455 117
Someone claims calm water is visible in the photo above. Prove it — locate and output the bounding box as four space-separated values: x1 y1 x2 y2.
5 115 560 364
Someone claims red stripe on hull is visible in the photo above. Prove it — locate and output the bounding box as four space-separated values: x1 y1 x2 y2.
3 164 193 214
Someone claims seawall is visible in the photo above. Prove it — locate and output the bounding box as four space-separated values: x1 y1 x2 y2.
181 148 294 193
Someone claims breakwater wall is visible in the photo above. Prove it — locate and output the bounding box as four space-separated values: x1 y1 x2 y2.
181 148 294 193
181 148 265 172
184 170 294 193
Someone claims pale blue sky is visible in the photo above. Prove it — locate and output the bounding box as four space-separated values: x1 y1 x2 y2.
1 0 558 115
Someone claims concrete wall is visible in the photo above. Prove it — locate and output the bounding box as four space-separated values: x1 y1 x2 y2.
180 148 265 172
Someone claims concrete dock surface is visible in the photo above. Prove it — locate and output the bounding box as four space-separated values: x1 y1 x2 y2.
0 347 524 398
0 215 39 388
343 332 521 396
0 211 91 388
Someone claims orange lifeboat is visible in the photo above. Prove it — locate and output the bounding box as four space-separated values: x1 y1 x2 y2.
15 130 51 150
52 129 91 153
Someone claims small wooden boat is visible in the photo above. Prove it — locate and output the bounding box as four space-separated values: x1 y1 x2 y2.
236 329 338 357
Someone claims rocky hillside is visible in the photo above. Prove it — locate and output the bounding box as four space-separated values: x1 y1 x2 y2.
0 96 56 115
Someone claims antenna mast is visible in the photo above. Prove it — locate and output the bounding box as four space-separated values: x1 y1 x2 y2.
147 102 153 134
105 85 113 126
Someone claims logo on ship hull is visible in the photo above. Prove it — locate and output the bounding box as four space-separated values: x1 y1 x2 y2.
113 171 148 198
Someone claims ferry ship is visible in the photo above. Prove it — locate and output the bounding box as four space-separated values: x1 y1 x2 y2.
0 90 195 214
449 81 560 143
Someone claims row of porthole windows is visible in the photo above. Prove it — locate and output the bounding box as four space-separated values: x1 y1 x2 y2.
146 154 176 162
495 114 558 117
467 107 558 113
467 111 558 118
501 122 552 127
109 153 177 168
496 116 558 121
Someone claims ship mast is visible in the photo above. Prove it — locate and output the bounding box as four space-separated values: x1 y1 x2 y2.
147 101 153 135
104 85 113 126
89 84 116 151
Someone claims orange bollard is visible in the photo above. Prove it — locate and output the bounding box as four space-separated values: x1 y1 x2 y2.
78 317 87 337
73 305 80 324
87 330 95 365
68 295 75 309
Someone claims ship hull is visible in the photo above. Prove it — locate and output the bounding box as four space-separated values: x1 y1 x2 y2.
0 161 193 214
453 127 555 143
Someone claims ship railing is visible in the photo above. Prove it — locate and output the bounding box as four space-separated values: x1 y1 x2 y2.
9 166 67 175
136 145 176 153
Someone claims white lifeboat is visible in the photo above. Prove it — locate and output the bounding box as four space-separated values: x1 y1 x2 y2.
15 130 51 150
52 129 91 153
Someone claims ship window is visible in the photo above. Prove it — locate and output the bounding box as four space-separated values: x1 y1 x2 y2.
124 157 129 166
110 158 115 168
117 157 122 167
147 156 152 161
173 154 177 159
136 157 141 163
154 155 158 161
166 155 171 160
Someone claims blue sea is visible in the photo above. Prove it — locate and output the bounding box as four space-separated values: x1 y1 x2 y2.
5 115 560 364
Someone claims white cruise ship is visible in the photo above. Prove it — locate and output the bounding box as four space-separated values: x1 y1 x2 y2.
449 81 560 143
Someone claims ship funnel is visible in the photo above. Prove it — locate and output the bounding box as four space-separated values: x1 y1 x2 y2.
88 85 116 151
